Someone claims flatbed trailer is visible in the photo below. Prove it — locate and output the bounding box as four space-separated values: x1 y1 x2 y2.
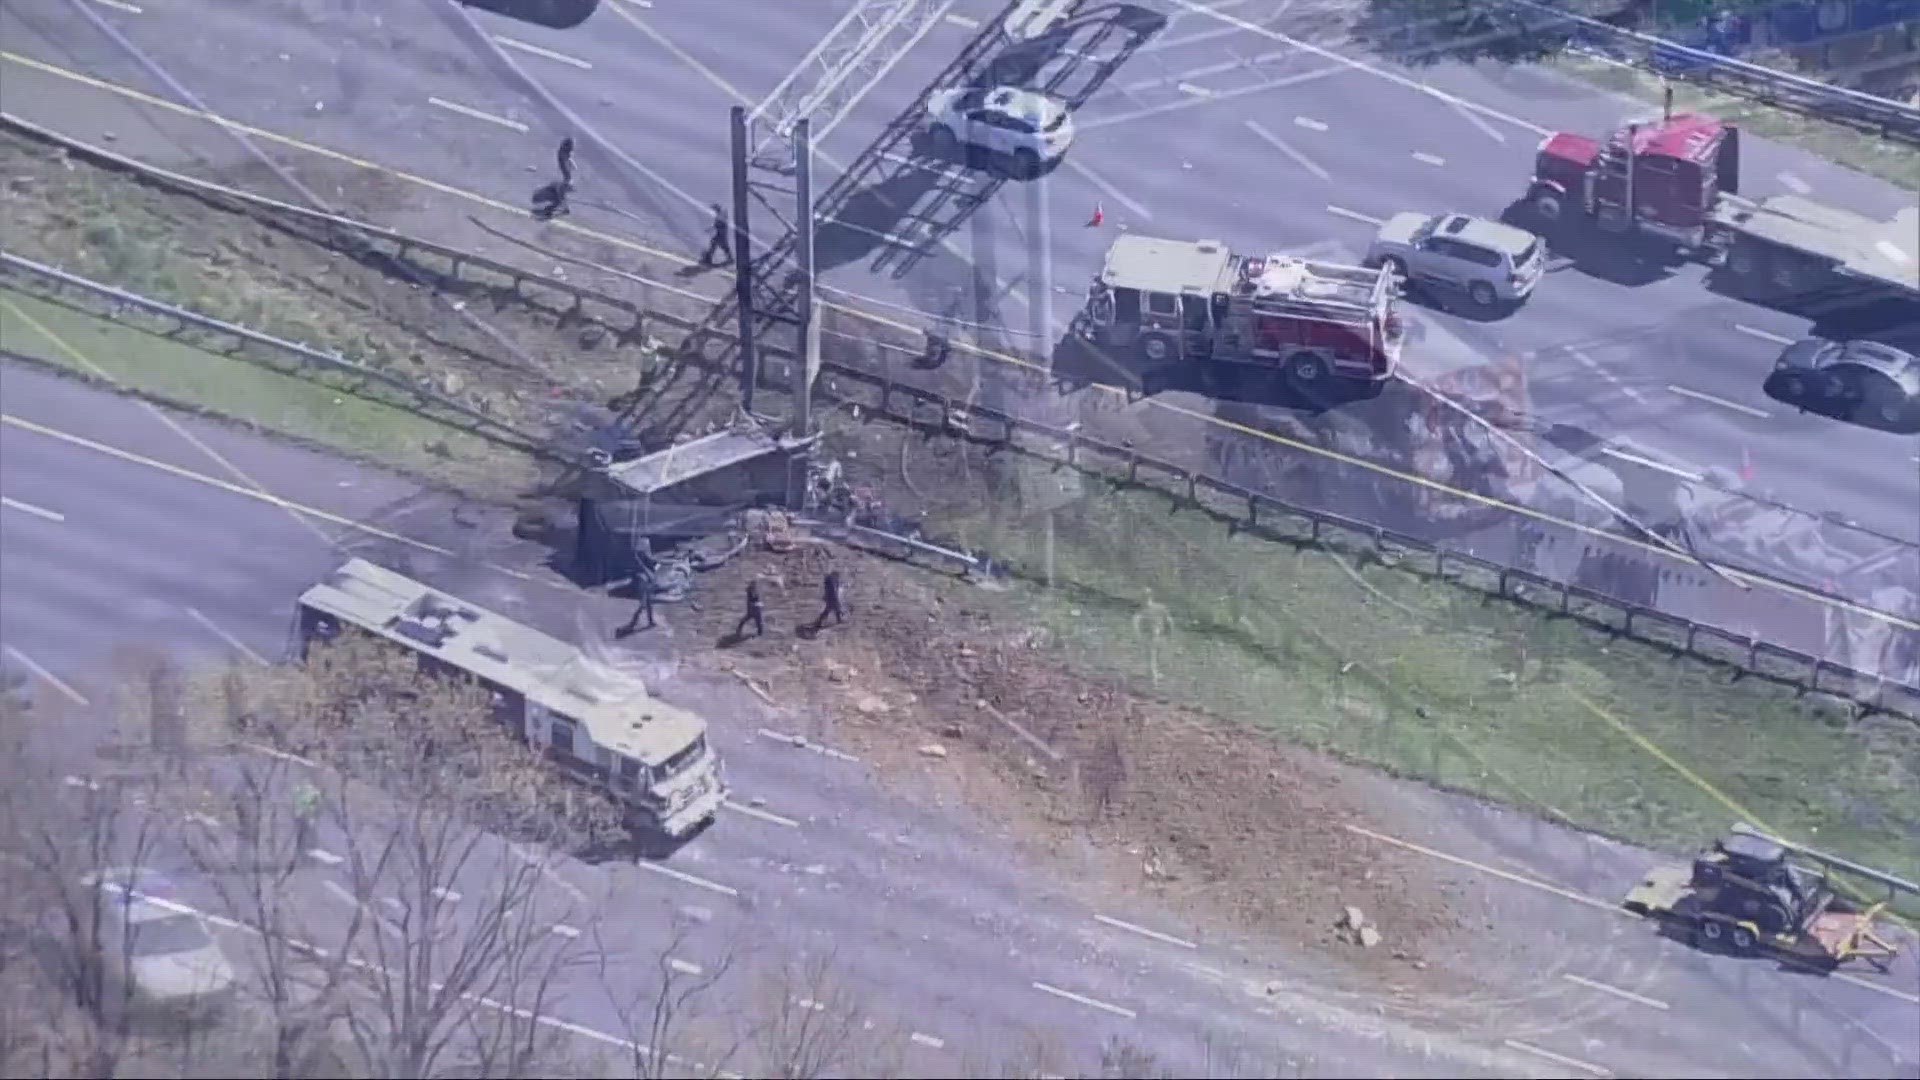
1622 823 1910 971
1709 195 1920 300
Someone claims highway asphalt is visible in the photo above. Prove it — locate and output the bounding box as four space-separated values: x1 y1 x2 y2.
1 0 1912 685
6 350 1918 1076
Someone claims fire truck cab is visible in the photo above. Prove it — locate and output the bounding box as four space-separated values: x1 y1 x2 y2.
1080 235 1404 387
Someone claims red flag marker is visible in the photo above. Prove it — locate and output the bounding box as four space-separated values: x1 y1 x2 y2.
1086 201 1104 227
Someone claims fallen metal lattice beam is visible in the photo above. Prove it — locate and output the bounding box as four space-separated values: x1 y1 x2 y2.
747 0 960 173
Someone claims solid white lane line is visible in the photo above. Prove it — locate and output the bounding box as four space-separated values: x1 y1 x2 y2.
493 35 593 70
1412 150 1446 166
1442 95 1509 142
1095 913 1198 949
944 12 979 28
639 861 739 898
668 957 703 975
1776 171 1812 195
1031 981 1137 1019
1667 384 1770 419
1244 119 1329 182
1601 447 1704 483
427 97 529 133
1294 115 1328 131
723 800 799 828
1733 323 1793 345
1061 158 1153 221
185 606 269 666
4 644 89 706
1077 63 1350 131
1503 1039 1613 1077
1343 823 1622 914
910 1031 946 1049
1326 205 1384 226
1562 972 1669 1010
88 0 143 12
1 495 64 522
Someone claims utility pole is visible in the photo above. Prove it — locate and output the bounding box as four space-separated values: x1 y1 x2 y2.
792 117 819 437
730 105 757 413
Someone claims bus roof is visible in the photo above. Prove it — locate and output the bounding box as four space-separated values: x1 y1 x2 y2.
298 559 705 767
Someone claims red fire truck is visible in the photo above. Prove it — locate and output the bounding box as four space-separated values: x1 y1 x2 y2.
1526 106 1918 301
1078 235 1406 387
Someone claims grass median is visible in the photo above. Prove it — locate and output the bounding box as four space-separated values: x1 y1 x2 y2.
0 287 535 494
941 475 1920 886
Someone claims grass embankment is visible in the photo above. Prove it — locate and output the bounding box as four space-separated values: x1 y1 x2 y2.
0 288 523 493
943 479 1920 885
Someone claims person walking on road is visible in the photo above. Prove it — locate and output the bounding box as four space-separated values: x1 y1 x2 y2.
291 781 321 858
701 203 733 267
734 579 765 639
811 569 845 630
531 136 577 221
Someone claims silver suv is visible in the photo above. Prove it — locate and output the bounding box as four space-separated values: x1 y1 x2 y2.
1366 212 1545 309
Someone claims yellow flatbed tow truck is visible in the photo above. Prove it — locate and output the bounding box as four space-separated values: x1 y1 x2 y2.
1623 824 1910 971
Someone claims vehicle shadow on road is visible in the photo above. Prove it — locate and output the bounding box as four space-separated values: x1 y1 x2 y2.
1499 201 1682 289
1047 333 1380 415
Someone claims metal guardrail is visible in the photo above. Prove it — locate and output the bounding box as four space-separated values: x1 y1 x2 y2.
0 252 567 462
1499 0 1920 143
5 113 1913 718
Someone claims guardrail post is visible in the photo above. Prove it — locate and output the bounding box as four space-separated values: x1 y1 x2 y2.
1559 581 1571 614
1746 637 1760 673
1683 623 1697 656
1497 568 1509 596
1434 549 1445 577
1127 450 1139 484
1309 518 1321 544
1623 608 1636 636
1246 493 1257 527
1185 473 1197 505
1066 429 1079 468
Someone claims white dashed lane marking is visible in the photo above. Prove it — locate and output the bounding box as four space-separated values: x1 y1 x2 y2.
1602 447 1703 483
185 607 269 666
550 923 582 938
1733 323 1793 346
1031 981 1137 1019
88 0 143 12
1326 205 1384 226
1503 1038 1613 1077
1293 115 1328 131
668 957 703 976
910 1031 946 1049
1095 913 1197 949
427 97 529 133
639 861 739 898
1244 119 1329 182
723 800 799 828
1412 151 1445 166
1562 972 1669 1010
5 645 89 706
1776 171 1812 195
2 495 64 522
1176 82 1213 98
944 12 979 28
307 848 345 866
493 35 593 70
1667 384 1771 419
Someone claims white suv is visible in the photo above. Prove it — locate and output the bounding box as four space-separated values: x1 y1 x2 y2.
924 86 1075 178
1366 212 1545 309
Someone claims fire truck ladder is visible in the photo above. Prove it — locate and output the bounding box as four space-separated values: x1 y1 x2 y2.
871 4 1165 279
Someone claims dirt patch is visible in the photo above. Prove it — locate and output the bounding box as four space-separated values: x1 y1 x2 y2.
665 539 1467 994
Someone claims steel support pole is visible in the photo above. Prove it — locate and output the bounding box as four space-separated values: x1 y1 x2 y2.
730 106 757 413
792 118 819 437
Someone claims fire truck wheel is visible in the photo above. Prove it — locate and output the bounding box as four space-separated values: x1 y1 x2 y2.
1138 332 1174 364
1728 924 1759 954
929 124 959 157
1286 351 1328 385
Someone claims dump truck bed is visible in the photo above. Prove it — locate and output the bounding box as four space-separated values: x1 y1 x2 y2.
1711 194 1920 297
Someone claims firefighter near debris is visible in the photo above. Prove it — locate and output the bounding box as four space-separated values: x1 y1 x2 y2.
621 561 657 635
531 136 576 221
812 569 846 631
1132 587 1174 684
735 580 765 639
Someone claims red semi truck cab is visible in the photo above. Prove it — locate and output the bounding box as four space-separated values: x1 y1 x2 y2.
1528 111 1742 250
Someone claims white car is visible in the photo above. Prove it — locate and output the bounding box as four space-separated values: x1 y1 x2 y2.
85 868 237 1013
924 86 1074 177
1366 212 1546 309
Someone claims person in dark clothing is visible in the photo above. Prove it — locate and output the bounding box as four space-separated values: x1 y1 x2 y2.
812 569 845 630
734 580 765 638
621 565 656 634
531 136 577 221
701 203 733 267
